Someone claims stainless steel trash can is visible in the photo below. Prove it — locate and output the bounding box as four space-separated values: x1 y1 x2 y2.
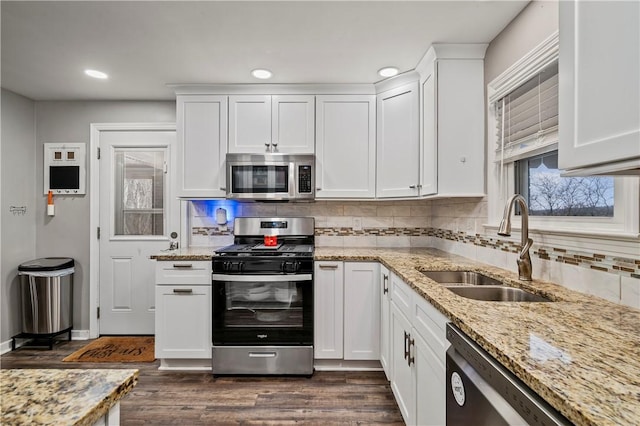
18 257 74 334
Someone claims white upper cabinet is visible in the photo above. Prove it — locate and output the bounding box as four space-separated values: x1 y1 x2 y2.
376 82 420 198
315 95 376 198
559 1 640 175
228 95 315 154
417 44 487 196
176 95 228 198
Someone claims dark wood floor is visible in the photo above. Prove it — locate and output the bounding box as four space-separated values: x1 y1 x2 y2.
1 339 404 425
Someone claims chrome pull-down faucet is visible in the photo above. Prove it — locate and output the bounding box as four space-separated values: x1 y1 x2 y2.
498 194 533 281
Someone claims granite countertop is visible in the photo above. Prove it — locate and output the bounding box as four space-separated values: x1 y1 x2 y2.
152 246 640 425
1 369 138 425
151 247 218 261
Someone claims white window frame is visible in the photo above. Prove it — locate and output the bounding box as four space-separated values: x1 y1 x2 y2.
486 31 639 257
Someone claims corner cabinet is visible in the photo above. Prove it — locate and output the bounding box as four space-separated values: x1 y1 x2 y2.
376 82 420 198
315 95 376 198
228 95 315 154
558 1 640 174
176 95 228 198
314 261 380 362
417 44 487 196
154 260 212 368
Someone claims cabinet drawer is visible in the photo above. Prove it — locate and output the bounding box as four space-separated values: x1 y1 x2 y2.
390 273 414 320
413 294 448 366
155 260 212 285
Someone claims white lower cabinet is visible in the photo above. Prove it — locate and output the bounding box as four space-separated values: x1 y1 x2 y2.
390 302 416 424
380 265 391 379
388 272 448 426
314 261 344 359
344 262 380 360
154 261 212 361
314 261 380 361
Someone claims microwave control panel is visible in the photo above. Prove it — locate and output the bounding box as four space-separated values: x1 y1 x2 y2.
298 165 312 193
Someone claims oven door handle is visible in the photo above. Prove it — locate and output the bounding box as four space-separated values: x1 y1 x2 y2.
212 274 312 282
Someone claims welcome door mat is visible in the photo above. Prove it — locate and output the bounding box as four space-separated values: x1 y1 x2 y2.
63 336 155 362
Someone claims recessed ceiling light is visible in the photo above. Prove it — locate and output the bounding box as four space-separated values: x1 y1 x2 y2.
378 67 399 78
84 69 108 79
251 69 273 79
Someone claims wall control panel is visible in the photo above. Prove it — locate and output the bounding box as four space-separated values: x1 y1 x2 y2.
43 143 86 195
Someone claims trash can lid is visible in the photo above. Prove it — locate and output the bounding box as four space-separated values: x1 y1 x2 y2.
18 257 75 272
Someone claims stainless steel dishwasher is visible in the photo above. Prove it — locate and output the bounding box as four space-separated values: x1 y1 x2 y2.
446 324 571 426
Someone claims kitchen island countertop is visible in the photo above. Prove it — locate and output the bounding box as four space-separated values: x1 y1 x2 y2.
0 368 138 425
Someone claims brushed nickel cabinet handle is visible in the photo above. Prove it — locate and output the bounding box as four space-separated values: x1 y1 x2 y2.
408 336 415 366
383 274 389 294
173 264 193 268
318 264 339 270
173 288 193 294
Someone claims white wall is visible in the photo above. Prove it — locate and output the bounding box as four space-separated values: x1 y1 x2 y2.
34 101 175 333
1 89 37 344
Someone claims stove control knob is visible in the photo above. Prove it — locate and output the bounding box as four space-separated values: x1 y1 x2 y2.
224 261 245 272
281 261 300 273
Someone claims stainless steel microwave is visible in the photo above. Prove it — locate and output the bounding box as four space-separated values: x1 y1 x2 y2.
226 153 315 201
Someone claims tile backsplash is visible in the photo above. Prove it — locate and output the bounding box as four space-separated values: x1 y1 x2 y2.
189 198 639 308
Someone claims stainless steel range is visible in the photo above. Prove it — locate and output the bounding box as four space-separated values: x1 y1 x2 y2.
211 217 314 375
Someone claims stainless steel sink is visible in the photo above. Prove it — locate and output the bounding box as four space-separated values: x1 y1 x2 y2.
421 270 503 286
446 286 551 302
421 270 552 302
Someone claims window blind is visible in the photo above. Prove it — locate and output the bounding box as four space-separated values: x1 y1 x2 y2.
495 61 558 163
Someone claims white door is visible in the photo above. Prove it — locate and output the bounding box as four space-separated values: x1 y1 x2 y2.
99 129 177 335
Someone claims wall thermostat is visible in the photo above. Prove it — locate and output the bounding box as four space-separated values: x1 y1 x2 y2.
44 143 86 195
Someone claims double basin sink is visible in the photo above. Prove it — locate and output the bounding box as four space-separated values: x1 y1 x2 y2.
421 270 551 302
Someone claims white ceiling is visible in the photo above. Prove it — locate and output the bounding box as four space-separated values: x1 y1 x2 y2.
1 1 529 101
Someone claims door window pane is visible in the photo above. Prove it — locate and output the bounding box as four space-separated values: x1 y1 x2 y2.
114 149 165 235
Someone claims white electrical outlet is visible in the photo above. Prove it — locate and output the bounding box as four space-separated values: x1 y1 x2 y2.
353 217 363 231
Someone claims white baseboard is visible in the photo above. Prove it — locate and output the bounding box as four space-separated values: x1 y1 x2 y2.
158 358 212 371
0 329 90 355
314 359 383 371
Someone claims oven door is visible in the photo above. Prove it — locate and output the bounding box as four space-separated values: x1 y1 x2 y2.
212 274 313 345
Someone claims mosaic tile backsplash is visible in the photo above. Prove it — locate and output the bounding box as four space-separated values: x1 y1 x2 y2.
193 223 639 279
188 199 639 308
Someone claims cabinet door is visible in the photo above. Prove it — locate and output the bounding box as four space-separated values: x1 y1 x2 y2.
559 1 640 171
228 95 272 153
344 262 380 360
176 95 228 197
314 262 344 359
390 302 415 425
379 264 391 379
414 330 446 426
420 64 437 197
272 95 315 153
316 95 376 198
377 82 420 198
435 59 485 196
155 285 211 359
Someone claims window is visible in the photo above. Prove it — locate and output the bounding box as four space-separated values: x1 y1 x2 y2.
515 151 614 217
487 31 638 245
495 60 615 219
